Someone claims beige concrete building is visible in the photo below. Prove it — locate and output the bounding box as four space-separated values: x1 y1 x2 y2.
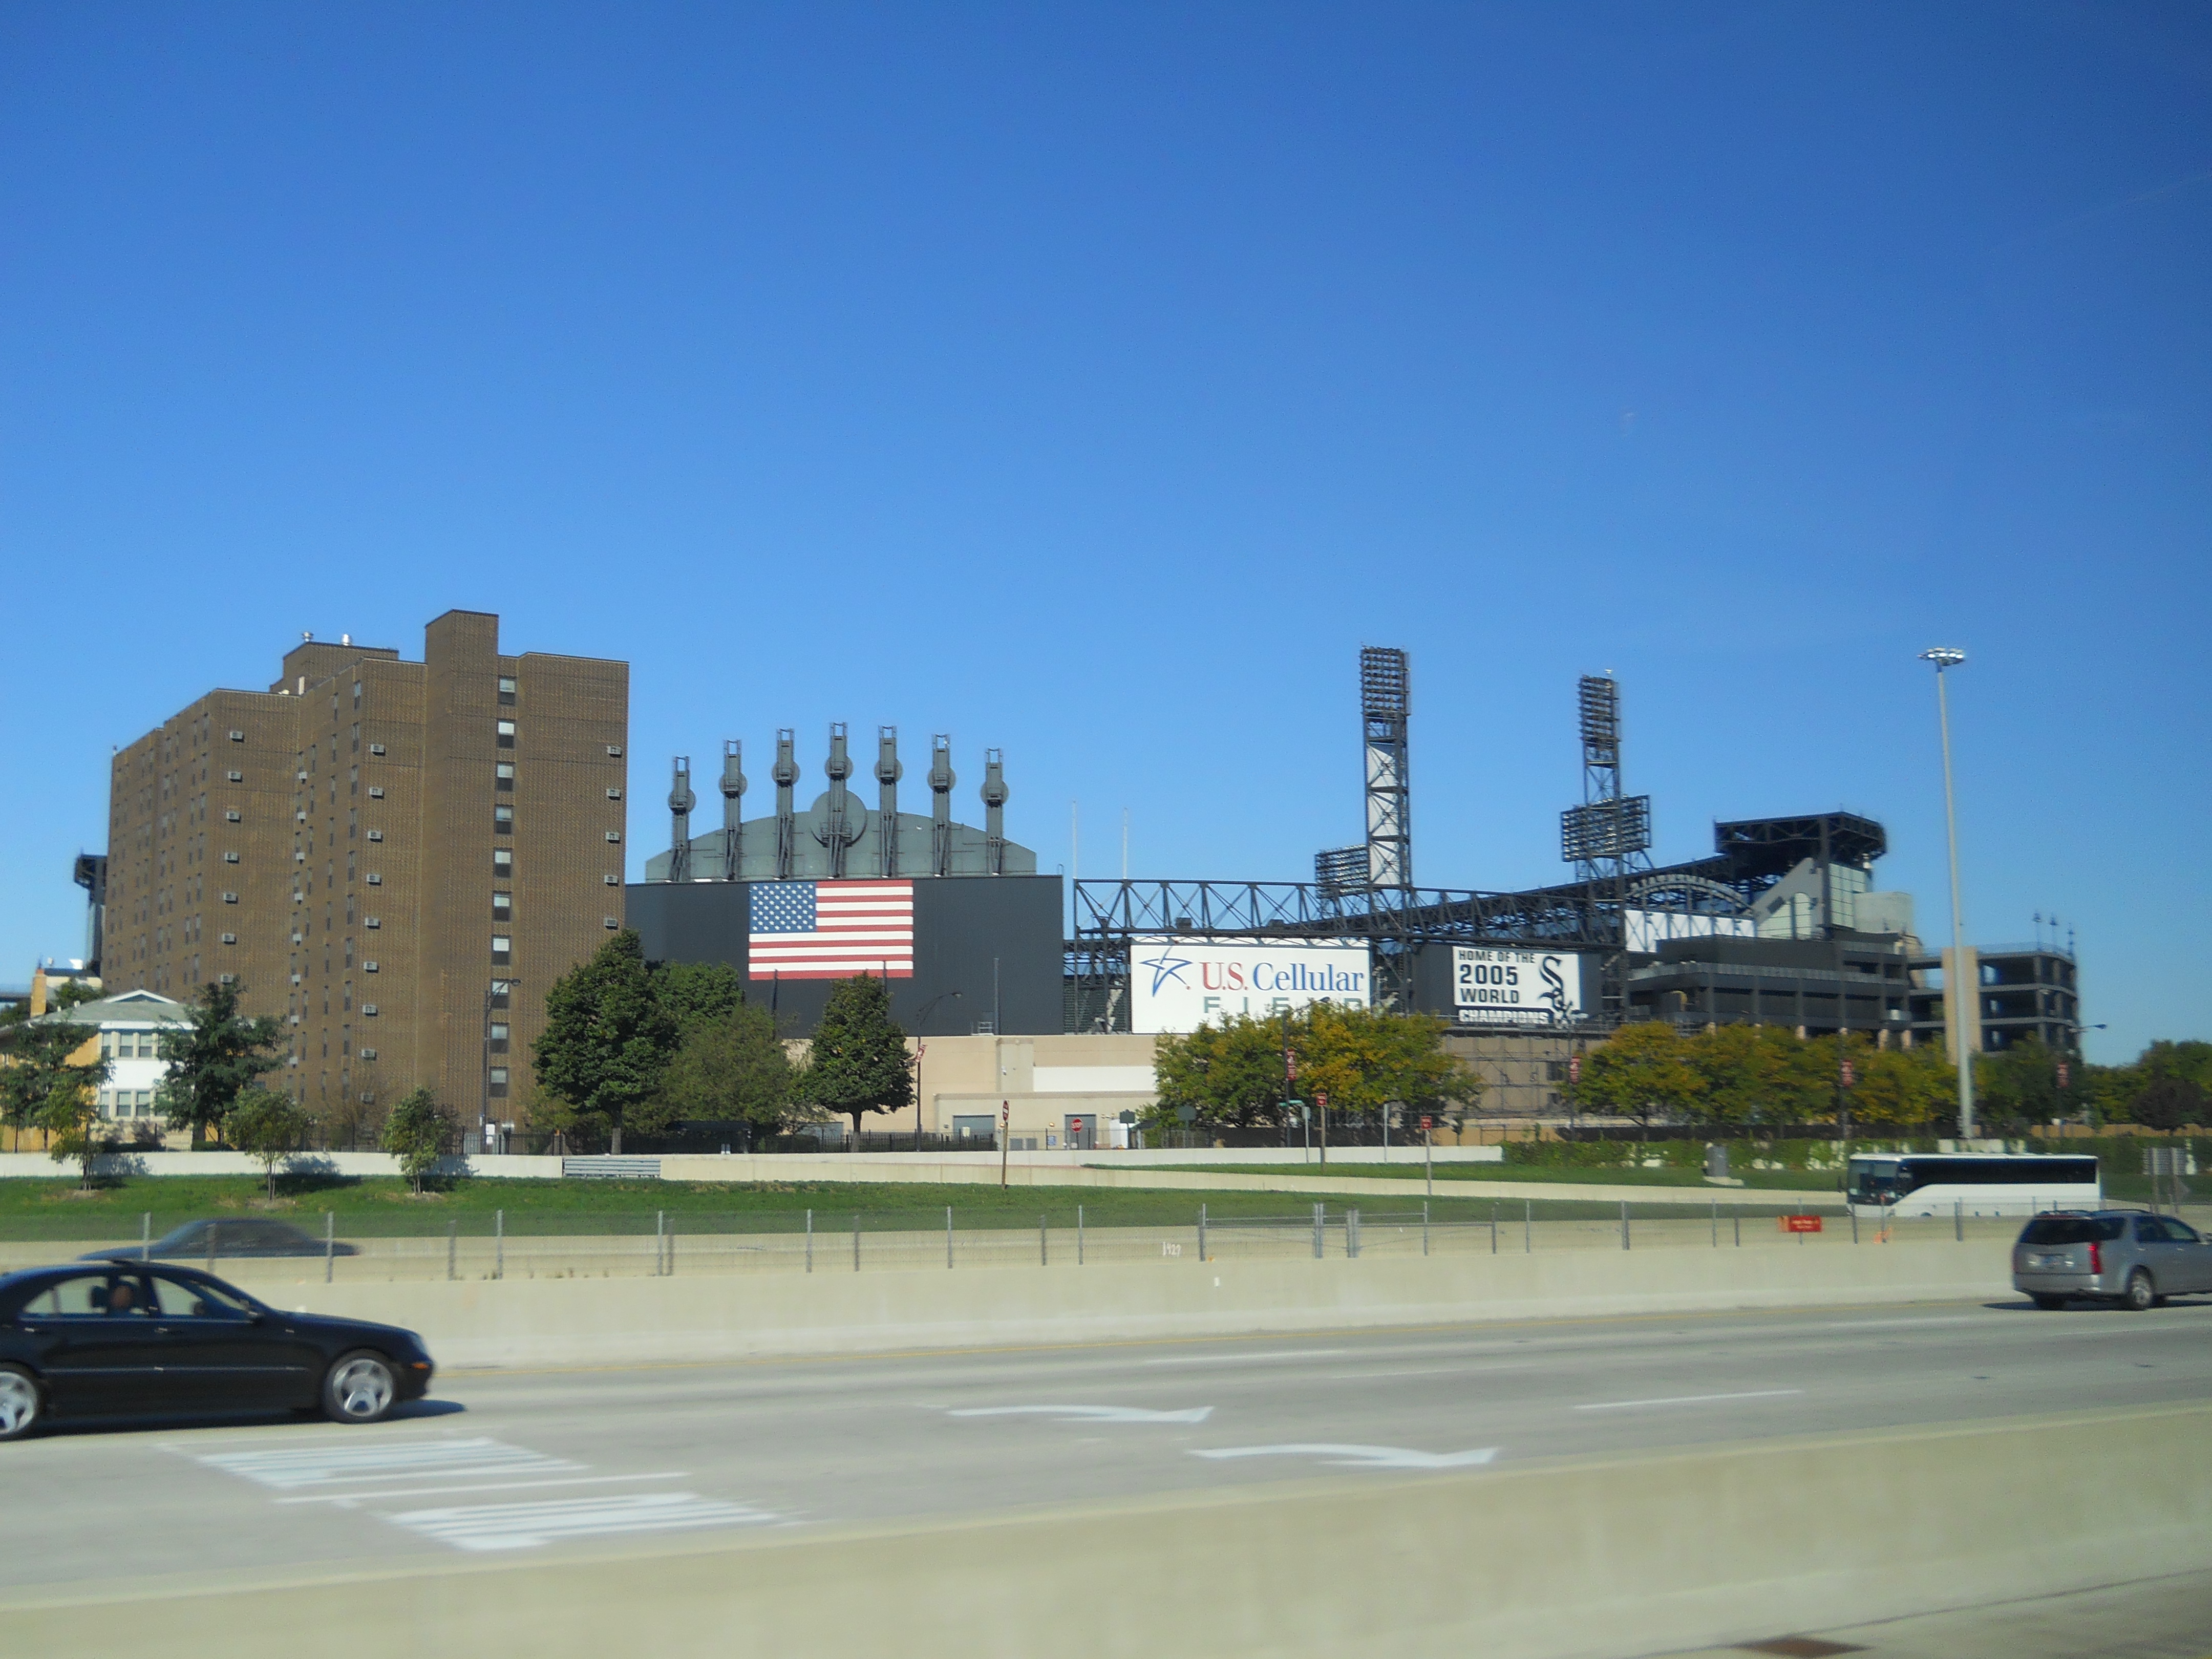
103 611 628 1142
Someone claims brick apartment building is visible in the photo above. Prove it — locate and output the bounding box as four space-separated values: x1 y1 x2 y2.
103 610 629 1142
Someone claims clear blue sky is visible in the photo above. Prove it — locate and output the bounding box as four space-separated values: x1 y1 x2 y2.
4 5 2206 1062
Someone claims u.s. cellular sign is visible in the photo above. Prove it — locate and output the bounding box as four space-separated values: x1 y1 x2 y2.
1130 937 1371 1034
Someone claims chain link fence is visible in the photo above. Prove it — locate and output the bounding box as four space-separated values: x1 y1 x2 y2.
14 1194 2201 1284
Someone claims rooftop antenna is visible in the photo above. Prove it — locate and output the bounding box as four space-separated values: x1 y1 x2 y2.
876 727 902 877
929 736 955 876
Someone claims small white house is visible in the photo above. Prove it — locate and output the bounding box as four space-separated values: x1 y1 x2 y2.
31 989 194 1124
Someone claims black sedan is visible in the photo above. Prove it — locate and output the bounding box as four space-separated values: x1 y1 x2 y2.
0 1260 433 1441
80 1218 360 1261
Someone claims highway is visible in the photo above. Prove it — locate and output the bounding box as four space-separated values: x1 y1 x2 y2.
3 1294 2209 1603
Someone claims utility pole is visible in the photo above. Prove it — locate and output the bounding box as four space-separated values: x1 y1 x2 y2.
1920 647 1974 1138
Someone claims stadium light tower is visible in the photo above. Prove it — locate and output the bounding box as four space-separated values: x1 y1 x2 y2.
1920 647 1974 1138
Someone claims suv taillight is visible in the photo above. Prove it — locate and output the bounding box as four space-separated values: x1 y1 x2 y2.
2088 1241 2102 1275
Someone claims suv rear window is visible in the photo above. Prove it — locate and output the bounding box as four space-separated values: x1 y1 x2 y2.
2020 1217 2125 1245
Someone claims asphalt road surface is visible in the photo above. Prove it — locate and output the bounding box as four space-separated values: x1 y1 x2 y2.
5 1292 2210 1592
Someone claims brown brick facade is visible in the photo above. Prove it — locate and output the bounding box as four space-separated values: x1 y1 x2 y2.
103 612 629 1144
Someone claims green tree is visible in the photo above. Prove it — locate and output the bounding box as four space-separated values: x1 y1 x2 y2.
1151 1004 1477 1138
157 981 285 1145
800 974 912 1140
2132 1076 2205 1134
31 1046 112 1187
382 1087 458 1192
1152 1012 1299 1133
658 1002 801 1138
533 930 680 1154
1848 1045 1954 1132
1684 1024 1809 1129
1977 1037 2065 1132
651 960 745 1034
1295 1002 1478 1127
226 1087 311 1199
1 1017 101 1152
1581 1023 1705 1136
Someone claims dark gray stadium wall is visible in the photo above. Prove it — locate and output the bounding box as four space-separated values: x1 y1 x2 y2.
624 875 1064 1037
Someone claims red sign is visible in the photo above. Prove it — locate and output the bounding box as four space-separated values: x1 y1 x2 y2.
1567 1054 1582 1085
1315 1091 1328 1110
1778 1215 1824 1234
1287 1053 1297 1080
2057 1062 2070 1089
1420 1116 1433 1131
1840 1059 1855 1088
1071 1118 1084 1133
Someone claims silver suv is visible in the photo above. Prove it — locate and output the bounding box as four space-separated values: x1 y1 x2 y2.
2013 1210 2212 1311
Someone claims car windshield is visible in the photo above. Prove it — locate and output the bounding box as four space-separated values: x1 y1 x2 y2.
2019 1217 2125 1245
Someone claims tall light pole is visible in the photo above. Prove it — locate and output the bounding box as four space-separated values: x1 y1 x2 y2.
1920 647 1973 1138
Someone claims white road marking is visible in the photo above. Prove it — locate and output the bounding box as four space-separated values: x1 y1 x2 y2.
949 1405 1214 1424
187 1436 578 1490
1192 1443 1498 1470
382 1492 782 1552
1573 1389 1803 1412
1143 1349 1351 1367
276 1472 688 1506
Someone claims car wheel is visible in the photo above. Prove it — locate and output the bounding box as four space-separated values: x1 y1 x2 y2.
2031 1293 2066 1310
2122 1269 2156 1313
322 1351 398 1424
0 1365 42 1442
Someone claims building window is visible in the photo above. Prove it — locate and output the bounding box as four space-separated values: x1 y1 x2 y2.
363 1004 377 1016
367 830 384 842
492 935 512 963
229 730 244 742
496 720 516 749
369 743 386 756
606 745 622 757
605 788 622 801
222 891 238 904
605 831 621 843
604 873 619 885
223 851 240 863
492 892 512 918
488 1066 509 1096
225 809 241 823
366 873 382 885
360 1047 377 1061
490 979 512 1007
604 916 620 929
220 932 237 945
368 785 384 799
365 916 380 929
364 960 378 972
496 762 515 791
351 723 359 753
226 770 243 782
494 805 514 832
498 676 517 706
488 1022 509 1052
352 682 362 704
493 848 513 874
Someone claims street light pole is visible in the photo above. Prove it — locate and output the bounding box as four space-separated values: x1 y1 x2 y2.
1920 647 1973 1138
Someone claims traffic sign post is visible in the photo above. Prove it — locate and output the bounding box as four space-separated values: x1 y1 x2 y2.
999 1100 1010 1189
1421 1114 1434 1197
1316 1091 1329 1168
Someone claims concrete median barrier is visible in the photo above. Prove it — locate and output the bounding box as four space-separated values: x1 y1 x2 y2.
220 1234 2016 1368
12 1401 2208 1659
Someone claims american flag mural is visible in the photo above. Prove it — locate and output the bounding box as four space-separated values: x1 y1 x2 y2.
747 880 914 979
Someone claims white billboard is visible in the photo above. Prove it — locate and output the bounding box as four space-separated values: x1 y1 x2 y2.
1452 945 1588 1028
1130 937 1372 1035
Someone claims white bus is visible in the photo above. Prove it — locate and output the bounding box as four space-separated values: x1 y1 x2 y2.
1845 1153 2101 1219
